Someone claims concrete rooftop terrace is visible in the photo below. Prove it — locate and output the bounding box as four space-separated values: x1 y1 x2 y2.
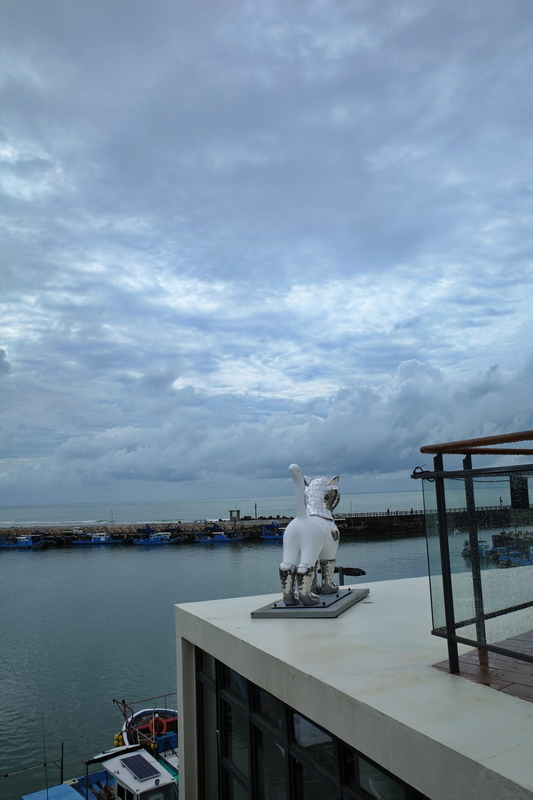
175 576 533 800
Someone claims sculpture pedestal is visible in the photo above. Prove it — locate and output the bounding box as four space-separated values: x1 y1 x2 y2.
251 587 369 619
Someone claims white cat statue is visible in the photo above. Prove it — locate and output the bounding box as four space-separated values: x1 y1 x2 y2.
279 463 340 606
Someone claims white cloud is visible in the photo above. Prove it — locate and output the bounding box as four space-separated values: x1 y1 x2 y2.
1 0 533 505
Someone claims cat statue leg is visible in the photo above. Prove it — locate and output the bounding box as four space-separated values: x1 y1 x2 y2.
317 525 340 594
297 563 320 606
319 559 339 594
279 563 298 606
280 517 301 606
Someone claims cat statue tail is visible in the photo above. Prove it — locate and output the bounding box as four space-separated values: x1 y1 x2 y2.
289 464 308 519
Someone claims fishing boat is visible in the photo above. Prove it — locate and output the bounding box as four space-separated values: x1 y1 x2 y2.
260 522 284 541
71 531 118 545
132 530 183 546
461 539 490 558
114 698 178 755
20 696 179 800
193 529 248 543
0 532 46 549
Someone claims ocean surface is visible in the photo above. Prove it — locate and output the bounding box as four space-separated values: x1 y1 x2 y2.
0 490 426 528
0 488 490 800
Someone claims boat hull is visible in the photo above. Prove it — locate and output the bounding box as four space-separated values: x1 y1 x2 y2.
121 707 178 756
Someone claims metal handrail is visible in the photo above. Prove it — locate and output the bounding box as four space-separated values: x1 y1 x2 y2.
419 428 533 455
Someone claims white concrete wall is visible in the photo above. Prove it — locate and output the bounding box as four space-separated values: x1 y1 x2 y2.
175 577 533 800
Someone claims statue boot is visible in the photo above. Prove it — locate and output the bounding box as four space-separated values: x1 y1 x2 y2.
297 563 320 606
319 559 339 594
279 563 298 606
311 563 319 596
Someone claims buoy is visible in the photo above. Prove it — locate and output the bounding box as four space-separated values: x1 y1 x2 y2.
148 716 167 735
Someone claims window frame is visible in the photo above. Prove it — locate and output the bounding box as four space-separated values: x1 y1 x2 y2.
195 647 429 800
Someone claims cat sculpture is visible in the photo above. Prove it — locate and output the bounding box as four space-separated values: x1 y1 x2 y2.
280 463 340 606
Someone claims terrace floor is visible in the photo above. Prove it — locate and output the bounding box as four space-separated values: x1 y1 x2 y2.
434 630 533 703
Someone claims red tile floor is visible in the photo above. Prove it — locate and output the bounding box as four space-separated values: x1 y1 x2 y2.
433 631 533 702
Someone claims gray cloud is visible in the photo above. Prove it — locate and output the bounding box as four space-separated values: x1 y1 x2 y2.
0 349 11 376
1 0 533 504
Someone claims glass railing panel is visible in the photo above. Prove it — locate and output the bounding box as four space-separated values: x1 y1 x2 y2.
422 467 533 660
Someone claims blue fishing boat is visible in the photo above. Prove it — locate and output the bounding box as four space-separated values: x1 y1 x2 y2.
71 531 118 545
132 529 183 545
20 697 179 800
192 523 247 543
260 522 284 541
0 532 46 549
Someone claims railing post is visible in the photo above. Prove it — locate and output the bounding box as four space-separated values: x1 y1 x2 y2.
463 454 486 644
434 453 459 673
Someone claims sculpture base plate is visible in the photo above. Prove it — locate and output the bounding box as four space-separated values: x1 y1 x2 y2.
251 587 369 619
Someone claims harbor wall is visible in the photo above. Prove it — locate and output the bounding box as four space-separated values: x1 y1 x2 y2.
1 510 428 541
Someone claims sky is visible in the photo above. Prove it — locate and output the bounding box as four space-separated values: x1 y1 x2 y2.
2 0 533 506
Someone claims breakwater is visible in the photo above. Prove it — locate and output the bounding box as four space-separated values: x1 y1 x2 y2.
0 509 428 542
343 509 425 536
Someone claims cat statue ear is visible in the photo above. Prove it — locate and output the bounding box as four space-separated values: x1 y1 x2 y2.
327 475 339 486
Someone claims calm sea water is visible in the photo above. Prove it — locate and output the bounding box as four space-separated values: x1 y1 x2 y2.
0 491 425 528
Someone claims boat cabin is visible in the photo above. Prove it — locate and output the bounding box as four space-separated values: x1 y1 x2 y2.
22 747 178 800
97 749 178 800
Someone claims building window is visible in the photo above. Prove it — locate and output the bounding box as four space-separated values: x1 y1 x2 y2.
195 648 428 800
222 700 250 779
293 757 338 800
292 714 335 776
221 664 249 703
196 650 219 800
342 748 406 799
255 726 286 800
253 685 286 735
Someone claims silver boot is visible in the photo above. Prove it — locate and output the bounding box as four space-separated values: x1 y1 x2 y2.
319 559 339 594
297 563 320 606
279 563 298 606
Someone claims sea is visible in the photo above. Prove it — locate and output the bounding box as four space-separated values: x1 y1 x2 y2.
0 490 426 529
0 488 485 800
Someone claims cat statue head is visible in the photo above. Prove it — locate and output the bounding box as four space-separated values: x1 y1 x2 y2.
304 474 340 520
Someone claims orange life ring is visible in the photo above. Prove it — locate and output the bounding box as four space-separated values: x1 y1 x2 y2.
148 716 168 735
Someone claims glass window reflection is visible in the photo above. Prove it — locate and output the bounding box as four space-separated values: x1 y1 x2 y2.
224 772 250 800
294 758 338 800
254 686 286 734
255 727 286 800
199 683 219 800
222 665 248 702
343 749 406 799
293 714 335 774
222 700 250 778
199 651 216 680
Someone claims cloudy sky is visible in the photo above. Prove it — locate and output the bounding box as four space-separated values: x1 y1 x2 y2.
2 0 533 505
